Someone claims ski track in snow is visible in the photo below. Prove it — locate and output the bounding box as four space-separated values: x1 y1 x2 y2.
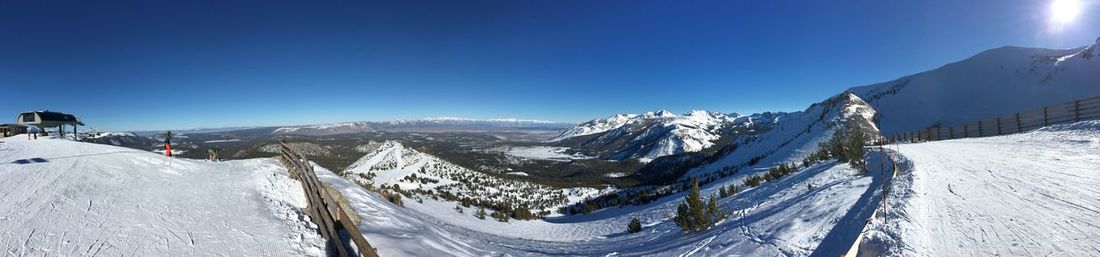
864 121 1100 256
0 136 324 256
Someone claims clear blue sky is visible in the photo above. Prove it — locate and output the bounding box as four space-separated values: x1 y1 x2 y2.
1 0 1096 131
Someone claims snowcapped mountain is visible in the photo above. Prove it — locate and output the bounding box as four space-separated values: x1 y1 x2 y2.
685 92 878 180
549 113 640 140
552 110 784 161
343 140 595 212
272 118 574 136
850 38 1100 135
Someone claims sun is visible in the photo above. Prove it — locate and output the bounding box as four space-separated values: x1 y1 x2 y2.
1049 0 1084 26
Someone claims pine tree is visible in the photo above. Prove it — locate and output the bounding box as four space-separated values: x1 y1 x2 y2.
719 187 729 198
476 207 487 220
628 217 642 233
846 128 868 173
673 177 725 232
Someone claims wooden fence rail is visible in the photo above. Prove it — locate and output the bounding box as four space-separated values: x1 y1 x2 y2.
882 95 1100 144
279 140 380 257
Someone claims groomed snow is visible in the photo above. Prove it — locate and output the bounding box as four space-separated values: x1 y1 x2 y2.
0 136 324 256
861 121 1100 256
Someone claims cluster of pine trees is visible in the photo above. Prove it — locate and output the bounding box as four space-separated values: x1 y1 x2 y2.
673 178 727 232
824 128 868 172
718 183 739 198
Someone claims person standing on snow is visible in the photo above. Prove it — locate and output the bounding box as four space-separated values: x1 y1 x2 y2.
28 126 38 140
164 131 173 157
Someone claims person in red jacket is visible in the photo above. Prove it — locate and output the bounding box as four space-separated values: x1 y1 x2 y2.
164 131 173 157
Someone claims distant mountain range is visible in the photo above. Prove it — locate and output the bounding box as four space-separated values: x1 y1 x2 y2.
550 110 784 161
272 118 575 136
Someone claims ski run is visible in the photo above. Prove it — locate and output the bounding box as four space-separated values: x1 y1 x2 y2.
2 123 1098 256
0 136 325 256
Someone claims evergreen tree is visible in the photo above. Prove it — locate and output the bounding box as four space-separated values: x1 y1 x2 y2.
476 207 487 220
673 177 725 232
628 217 642 233
846 128 868 172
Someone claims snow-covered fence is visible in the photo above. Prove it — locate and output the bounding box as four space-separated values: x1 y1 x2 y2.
279 140 380 257
883 95 1100 143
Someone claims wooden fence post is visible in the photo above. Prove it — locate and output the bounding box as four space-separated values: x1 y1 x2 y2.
1015 113 1022 133
1044 107 1049 126
978 120 983 137
1076 100 1081 122
996 117 1002 135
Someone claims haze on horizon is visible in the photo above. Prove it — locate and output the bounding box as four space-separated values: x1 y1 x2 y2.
1 0 1096 131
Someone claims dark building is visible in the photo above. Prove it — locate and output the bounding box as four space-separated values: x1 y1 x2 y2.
0 124 27 137
17 111 84 136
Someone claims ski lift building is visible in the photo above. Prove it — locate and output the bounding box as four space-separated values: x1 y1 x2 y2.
0 124 27 137
17 111 84 136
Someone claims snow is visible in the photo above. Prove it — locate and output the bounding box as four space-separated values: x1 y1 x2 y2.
89 132 138 139
0 136 324 256
688 92 878 180
849 41 1100 135
502 146 592 161
549 113 639 141
550 110 774 160
315 140 889 256
860 121 1100 256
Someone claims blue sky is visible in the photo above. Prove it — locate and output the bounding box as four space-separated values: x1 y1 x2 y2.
1 0 1096 131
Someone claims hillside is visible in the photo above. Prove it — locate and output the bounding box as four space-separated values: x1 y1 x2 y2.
685 92 878 182
551 110 783 161
316 149 890 256
861 121 1100 256
850 38 1100 135
342 140 600 212
0 136 323 256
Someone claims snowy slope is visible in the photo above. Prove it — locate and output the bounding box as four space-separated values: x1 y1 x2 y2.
551 110 782 160
687 92 879 180
344 141 597 212
860 121 1100 256
0 136 324 256
549 113 641 140
850 39 1100 135
317 154 889 256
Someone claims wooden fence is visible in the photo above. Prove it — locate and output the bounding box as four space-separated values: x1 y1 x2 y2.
883 95 1100 143
278 140 380 257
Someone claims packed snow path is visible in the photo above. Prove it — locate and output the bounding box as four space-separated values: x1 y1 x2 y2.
0 136 324 256
864 121 1100 256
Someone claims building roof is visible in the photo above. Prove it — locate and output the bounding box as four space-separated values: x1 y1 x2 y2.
0 124 27 128
19 111 85 126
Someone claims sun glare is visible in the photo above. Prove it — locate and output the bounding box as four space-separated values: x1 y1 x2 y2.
1050 0 1083 26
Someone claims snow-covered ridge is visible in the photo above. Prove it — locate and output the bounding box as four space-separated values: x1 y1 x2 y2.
343 140 594 212
687 92 878 180
849 39 1100 135
551 110 784 160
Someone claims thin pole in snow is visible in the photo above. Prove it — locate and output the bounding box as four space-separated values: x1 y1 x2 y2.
880 145 887 224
